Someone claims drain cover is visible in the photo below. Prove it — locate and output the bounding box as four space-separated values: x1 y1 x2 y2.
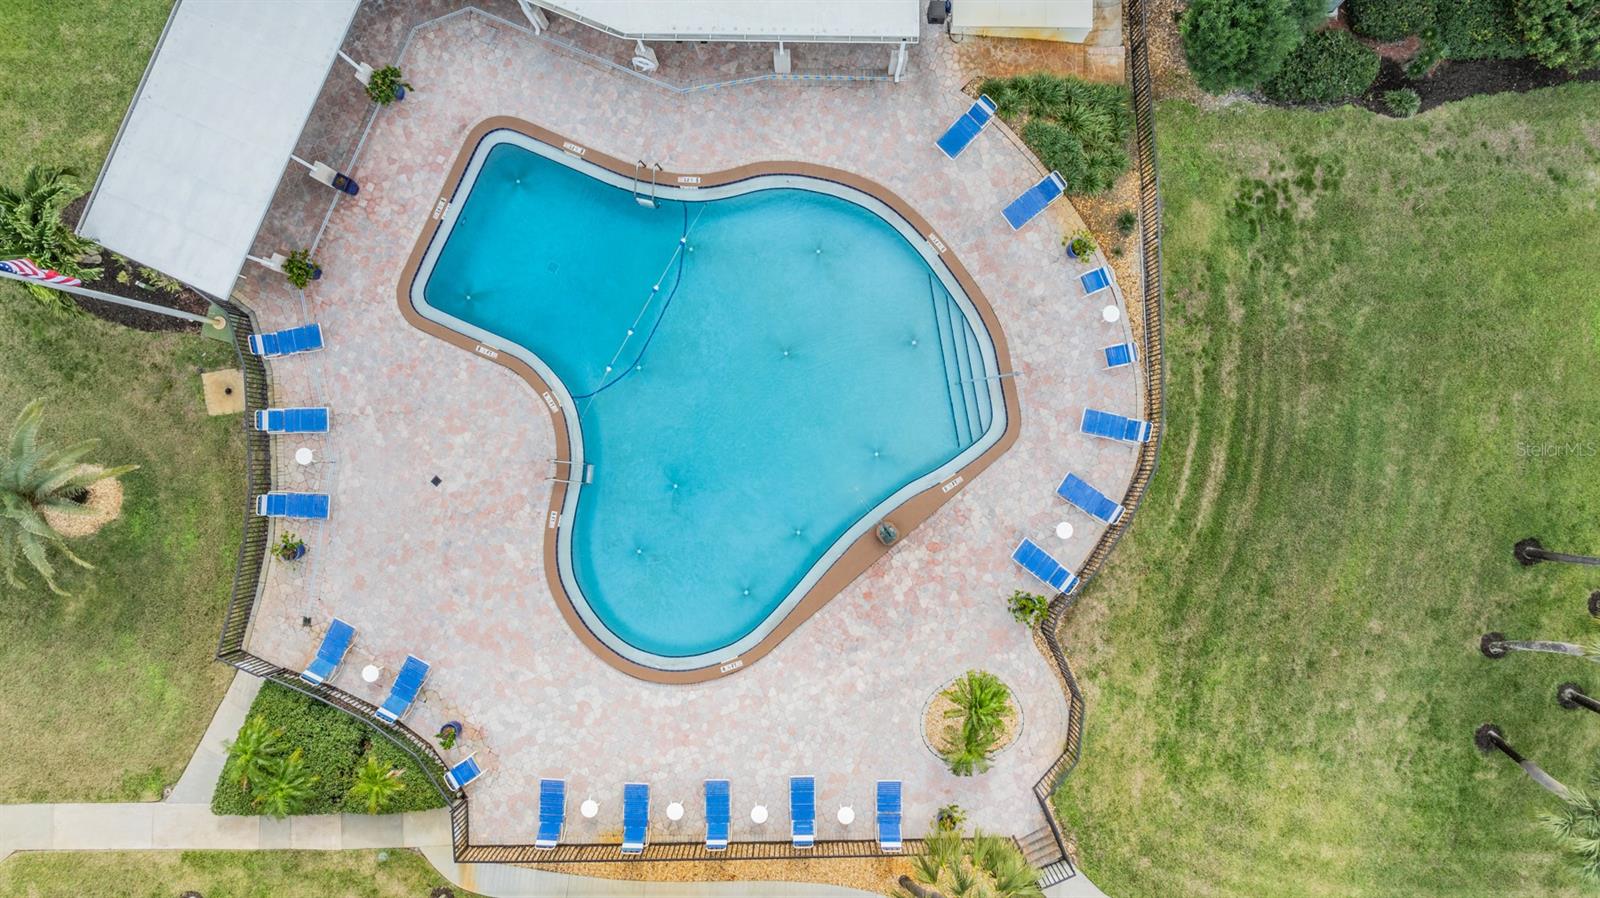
430 475 442 487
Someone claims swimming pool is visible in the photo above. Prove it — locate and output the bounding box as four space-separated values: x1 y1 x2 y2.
407 124 1012 674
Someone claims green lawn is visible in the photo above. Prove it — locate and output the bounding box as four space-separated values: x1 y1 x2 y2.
0 0 243 801
1055 85 1600 896
0 850 480 898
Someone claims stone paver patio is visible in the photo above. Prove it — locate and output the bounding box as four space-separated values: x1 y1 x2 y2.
242 10 1140 847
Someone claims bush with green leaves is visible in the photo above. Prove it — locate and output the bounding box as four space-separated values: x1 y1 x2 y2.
212 683 446 816
1346 0 1437 40
1515 0 1600 72
365 65 412 104
0 165 101 309
1007 590 1050 629
1263 30 1381 103
281 249 318 290
1407 29 1449 77
1179 0 1324 93
1437 0 1524 59
1116 208 1138 237
0 400 137 595
940 670 1014 776
1383 88 1423 117
978 73 1131 194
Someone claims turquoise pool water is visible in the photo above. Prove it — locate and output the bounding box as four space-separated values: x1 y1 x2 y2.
413 132 1003 668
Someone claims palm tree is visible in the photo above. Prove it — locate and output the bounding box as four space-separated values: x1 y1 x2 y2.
1543 783 1600 883
347 752 406 814
222 715 283 791
252 748 319 818
0 165 101 307
1479 632 1600 663
1 399 137 595
1514 538 1600 567
944 670 1013 743
1558 683 1600 716
892 826 1041 898
1474 723 1569 799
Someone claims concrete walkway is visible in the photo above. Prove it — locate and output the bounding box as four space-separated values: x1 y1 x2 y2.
165 671 262 804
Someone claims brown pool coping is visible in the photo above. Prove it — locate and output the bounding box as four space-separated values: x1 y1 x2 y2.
396 116 1020 684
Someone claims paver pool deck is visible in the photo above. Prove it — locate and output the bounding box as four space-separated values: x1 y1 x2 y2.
244 11 1141 847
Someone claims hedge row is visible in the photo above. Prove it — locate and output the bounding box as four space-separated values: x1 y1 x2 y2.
211 682 448 816
977 73 1132 195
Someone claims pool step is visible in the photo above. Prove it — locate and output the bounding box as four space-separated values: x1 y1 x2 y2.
927 276 972 447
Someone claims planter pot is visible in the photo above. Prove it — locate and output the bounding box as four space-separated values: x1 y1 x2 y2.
280 544 307 561
393 85 406 101
1065 243 1081 260
438 720 462 746
310 265 323 281
331 173 360 196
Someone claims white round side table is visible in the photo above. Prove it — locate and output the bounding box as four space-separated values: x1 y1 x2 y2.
667 801 685 821
295 447 315 466
1055 521 1075 540
1102 304 1121 323
837 806 855 825
360 664 381 684
751 804 769 824
581 799 599 819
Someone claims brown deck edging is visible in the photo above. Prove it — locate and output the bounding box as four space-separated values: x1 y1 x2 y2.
397 116 1020 683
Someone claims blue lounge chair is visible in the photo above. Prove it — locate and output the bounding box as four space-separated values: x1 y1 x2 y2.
374 655 429 724
1002 171 1066 231
1081 408 1153 443
255 491 330 519
1057 473 1125 525
445 753 483 791
790 776 815 849
1103 341 1137 369
705 779 731 851
248 323 324 357
536 778 565 849
1012 538 1080 594
876 780 903 852
299 617 353 686
621 783 649 854
254 407 330 434
936 94 998 159
1080 265 1112 296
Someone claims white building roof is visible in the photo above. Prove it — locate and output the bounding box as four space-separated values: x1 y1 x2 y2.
79 0 360 298
951 0 1094 32
537 0 921 43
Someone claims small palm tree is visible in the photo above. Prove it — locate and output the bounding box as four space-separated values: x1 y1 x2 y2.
893 825 1041 898
0 165 100 308
1 399 136 595
252 748 319 818
1475 724 1569 798
222 715 283 791
347 751 406 814
942 670 1013 775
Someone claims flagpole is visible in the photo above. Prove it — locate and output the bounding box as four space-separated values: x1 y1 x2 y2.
0 267 225 329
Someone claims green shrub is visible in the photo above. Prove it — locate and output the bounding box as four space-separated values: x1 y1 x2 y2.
212 683 447 816
364 65 411 104
1263 30 1381 103
1383 87 1423 117
1346 0 1436 40
1006 590 1050 628
1116 209 1138 236
1437 0 1524 59
1180 0 1322 93
1514 0 1600 71
979 73 1132 194
282 249 318 290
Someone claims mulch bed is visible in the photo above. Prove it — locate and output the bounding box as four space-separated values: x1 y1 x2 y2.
55 194 213 333
1360 56 1600 116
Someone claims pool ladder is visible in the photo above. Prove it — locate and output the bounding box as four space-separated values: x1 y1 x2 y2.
548 458 594 484
633 160 661 208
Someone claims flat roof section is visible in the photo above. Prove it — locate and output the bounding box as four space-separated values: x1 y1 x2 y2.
79 0 360 298
535 0 921 43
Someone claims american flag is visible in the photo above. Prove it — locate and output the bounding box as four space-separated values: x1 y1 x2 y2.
0 258 80 287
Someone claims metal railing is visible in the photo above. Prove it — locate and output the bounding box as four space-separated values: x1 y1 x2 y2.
1026 0 1167 882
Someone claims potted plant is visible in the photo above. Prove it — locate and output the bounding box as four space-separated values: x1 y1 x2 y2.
282 249 321 289
365 66 412 104
1064 229 1097 261
437 721 462 750
273 532 306 561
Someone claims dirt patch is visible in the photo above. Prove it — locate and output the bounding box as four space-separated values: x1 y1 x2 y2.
58 194 212 333
38 466 124 538
922 680 1021 763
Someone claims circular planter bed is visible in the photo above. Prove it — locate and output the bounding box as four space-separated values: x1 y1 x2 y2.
920 673 1023 767
39 464 124 538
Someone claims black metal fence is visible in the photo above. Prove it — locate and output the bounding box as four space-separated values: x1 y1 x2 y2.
1026 0 1167 883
